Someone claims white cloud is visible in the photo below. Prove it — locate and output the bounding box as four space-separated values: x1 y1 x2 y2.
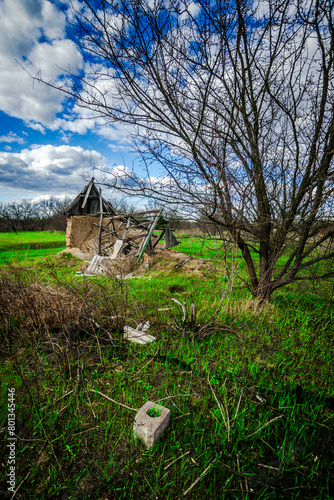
180 1 201 21
29 39 83 80
0 0 139 149
0 131 25 144
112 164 133 177
0 0 83 128
24 122 46 134
97 123 132 149
27 192 73 203
0 144 107 195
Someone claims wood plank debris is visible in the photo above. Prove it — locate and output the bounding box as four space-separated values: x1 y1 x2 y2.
165 225 179 249
81 178 94 209
84 255 109 275
110 239 124 259
124 322 156 344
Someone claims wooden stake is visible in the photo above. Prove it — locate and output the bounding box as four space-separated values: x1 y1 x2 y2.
98 188 103 256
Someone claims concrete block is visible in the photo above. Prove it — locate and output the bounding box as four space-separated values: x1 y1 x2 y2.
133 401 170 449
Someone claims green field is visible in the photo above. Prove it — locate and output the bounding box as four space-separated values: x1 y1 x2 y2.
0 231 333 498
0 231 66 264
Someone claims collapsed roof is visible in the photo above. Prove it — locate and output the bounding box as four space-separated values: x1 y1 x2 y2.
64 177 115 216
64 178 178 263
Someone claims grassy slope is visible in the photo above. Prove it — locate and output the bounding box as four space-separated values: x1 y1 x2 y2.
0 232 333 499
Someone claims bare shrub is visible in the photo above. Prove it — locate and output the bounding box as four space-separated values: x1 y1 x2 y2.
0 265 129 354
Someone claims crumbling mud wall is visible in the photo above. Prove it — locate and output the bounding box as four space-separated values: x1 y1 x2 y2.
66 216 100 257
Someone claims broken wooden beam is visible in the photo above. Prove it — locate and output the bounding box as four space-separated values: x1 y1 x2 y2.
137 210 162 262
81 177 94 209
153 227 165 248
107 209 162 221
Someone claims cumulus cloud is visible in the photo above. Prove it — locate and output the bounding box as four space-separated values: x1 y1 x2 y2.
0 0 83 128
24 122 46 134
0 131 25 144
0 0 137 152
0 144 107 195
98 123 132 150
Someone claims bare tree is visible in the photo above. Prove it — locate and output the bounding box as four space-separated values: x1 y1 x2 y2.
43 0 334 300
0 200 40 232
0 198 71 232
37 197 71 231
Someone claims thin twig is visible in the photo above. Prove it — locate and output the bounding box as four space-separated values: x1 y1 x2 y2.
208 376 230 442
245 415 283 439
237 454 243 493
232 388 244 423
208 381 226 427
183 453 222 496
87 394 97 419
72 426 100 437
90 318 115 344
130 349 160 381
76 347 80 384
258 463 280 471
64 345 71 380
92 326 104 366
164 450 191 470
13 435 43 442
209 408 220 426
221 463 275 489
41 389 75 411
155 393 196 403
88 389 138 411
190 303 196 329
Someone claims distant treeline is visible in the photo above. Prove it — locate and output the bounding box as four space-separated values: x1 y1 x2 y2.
0 198 71 233
0 196 219 234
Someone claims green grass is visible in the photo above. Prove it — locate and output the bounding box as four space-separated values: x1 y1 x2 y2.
0 231 333 498
0 231 66 264
175 234 224 257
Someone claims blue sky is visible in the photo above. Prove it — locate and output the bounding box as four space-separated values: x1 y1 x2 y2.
0 0 137 203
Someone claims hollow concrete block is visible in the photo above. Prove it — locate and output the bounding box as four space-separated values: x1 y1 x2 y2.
133 401 170 449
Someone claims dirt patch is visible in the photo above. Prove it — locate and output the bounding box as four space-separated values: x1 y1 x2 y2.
69 248 216 278
60 247 87 260
146 249 217 276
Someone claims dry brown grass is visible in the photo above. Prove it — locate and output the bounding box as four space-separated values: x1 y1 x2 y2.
225 297 275 319
0 265 128 346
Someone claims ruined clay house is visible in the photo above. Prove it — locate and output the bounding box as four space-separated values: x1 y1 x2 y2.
64 178 178 261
